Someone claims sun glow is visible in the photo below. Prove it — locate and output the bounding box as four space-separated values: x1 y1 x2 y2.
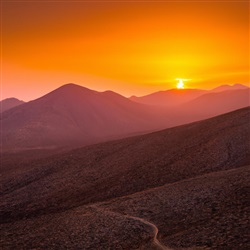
176 79 185 89
2 1 249 100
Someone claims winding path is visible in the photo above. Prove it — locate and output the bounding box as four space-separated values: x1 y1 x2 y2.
125 214 171 250
92 206 171 250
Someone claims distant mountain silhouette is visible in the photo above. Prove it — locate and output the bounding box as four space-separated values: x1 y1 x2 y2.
180 89 250 119
1 84 171 150
1 83 249 151
0 98 24 112
130 89 207 106
210 83 249 93
130 84 249 107
1 108 249 249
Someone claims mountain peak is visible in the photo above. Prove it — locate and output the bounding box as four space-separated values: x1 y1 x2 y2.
233 83 248 88
0 98 25 113
57 83 92 91
40 83 97 101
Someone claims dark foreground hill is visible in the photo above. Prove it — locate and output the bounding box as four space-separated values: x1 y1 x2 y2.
1 166 249 250
0 98 24 113
1 108 249 249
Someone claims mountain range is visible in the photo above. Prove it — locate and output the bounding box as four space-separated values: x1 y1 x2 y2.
130 83 249 106
1 83 249 151
1 84 168 150
1 82 249 249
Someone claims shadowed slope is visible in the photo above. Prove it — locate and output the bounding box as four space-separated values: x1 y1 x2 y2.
95 165 249 250
1 108 249 224
1 151 249 249
0 108 249 249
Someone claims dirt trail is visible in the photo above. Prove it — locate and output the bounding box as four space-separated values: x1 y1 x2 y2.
125 214 171 250
92 206 171 250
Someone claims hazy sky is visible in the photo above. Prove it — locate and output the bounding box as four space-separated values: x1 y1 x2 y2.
2 0 249 101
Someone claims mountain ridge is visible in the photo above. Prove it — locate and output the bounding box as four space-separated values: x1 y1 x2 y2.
1 83 169 150
130 83 249 107
210 83 249 92
1 83 249 151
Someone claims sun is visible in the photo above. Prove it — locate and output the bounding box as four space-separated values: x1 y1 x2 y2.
176 79 185 89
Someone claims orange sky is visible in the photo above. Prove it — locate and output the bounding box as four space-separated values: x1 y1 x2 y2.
1 0 249 101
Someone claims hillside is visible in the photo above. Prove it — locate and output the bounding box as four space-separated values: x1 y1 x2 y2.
1 108 249 249
1 166 248 250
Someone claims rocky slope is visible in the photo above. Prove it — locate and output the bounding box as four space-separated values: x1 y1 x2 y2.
0 108 249 249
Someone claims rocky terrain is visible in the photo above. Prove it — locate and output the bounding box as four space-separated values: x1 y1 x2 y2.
0 108 249 249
